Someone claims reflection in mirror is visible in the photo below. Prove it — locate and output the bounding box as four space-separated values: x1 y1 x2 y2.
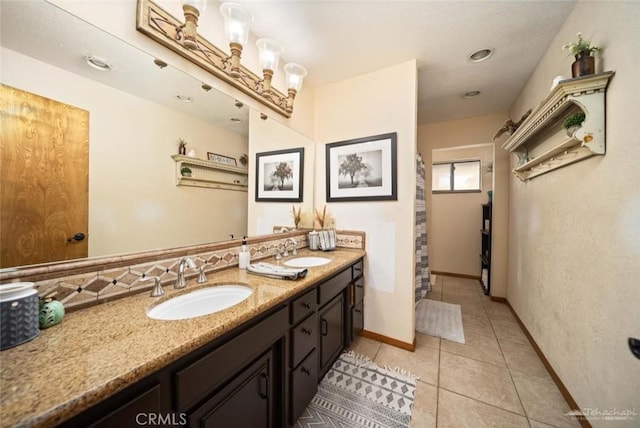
0 1 254 268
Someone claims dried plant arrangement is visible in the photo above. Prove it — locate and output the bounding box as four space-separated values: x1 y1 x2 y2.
314 205 327 229
291 205 302 228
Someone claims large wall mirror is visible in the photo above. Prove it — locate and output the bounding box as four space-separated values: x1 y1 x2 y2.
0 0 315 270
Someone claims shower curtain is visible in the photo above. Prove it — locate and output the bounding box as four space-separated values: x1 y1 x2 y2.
415 153 430 304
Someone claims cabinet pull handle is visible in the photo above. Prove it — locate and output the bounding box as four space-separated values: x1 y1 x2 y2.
321 318 328 336
301 367 311 376
354 309 362 314
260 373 269 399
301 327 312 336
301 302 311 309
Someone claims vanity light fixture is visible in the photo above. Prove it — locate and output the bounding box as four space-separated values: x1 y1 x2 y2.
467 48 494 63
136 0 307 118
85 55 112 71
463 90 481 99
256 38 283 96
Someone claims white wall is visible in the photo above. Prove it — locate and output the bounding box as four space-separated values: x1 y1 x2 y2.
314 60 418 345
507 2 640 424
2 48 248 257
247 109 315 236
430 145 493 276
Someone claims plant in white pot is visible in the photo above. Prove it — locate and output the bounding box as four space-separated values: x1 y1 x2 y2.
563 112 586 137
180 166 192 177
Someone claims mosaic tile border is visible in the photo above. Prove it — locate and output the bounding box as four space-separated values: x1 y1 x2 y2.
0 229 364 312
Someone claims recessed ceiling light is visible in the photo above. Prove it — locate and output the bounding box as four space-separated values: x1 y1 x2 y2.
85 55 112 71
468 48 494 63
230 118 243 123
463 90 481 98
175 95 193 103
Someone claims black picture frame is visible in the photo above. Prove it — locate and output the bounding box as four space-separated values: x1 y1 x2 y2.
255 147 304 202
326 132 397 202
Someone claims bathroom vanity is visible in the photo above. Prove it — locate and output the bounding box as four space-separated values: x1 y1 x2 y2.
0 248 364 427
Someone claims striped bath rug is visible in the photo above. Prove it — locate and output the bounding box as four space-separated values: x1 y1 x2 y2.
296 351 419 427
416 299 465 344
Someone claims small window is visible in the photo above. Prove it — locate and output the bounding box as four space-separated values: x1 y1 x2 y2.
432 160 481 193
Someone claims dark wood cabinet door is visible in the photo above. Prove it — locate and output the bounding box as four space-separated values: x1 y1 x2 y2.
190 350 274 428
319 295 344 375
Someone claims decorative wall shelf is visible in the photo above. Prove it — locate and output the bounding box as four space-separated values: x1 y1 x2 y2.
502 71 614 181
172 155 248 191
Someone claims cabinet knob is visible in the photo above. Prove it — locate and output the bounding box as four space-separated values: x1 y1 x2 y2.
354 309 362 314
301 367 311 376
301 327 312 336
301 302 311 309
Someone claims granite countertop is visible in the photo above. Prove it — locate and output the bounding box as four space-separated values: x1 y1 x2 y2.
0 248 365 427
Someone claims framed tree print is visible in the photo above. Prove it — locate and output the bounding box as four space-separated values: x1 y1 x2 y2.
255 147 304 202
326 132 397 202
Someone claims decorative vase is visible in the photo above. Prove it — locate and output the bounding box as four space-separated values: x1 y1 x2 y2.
571 51 595 78
179 145 186 155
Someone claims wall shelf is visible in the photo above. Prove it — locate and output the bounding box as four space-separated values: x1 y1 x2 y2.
172 155 248 191
502 71 614 181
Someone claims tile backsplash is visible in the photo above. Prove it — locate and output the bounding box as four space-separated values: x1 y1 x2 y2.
0 229 365 312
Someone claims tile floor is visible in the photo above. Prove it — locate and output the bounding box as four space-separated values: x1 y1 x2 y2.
347 275 581 428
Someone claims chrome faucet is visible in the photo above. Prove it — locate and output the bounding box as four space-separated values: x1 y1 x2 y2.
175 257 197 289
283 238 298 257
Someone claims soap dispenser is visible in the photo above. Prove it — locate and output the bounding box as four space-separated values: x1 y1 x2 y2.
238 236 250 269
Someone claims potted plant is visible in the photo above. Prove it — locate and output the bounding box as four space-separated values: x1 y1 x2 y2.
180 166 192 177
563 112 586 137
563 33 600 78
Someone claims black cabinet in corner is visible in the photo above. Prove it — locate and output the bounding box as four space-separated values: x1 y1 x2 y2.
480 203 492 295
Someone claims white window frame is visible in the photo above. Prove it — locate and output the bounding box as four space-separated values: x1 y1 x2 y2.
432 159 482 193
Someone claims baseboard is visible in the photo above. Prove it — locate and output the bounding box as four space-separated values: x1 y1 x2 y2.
359 330 415 352
504 300 592 428
430 270 481 280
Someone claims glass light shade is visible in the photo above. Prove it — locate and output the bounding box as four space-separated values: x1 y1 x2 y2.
284 63 307 92
219 2 253 47
256 38 284 72
181 0 206 12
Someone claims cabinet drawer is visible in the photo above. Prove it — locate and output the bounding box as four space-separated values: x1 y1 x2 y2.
354 277 364 304
352 259 364 279
290 349 318 424
174 306 287 411
291 314 317 368
317 268 351 306
291 289 316 325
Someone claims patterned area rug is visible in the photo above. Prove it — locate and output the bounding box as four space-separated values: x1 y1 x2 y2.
296 351 418 428
415 299 465 344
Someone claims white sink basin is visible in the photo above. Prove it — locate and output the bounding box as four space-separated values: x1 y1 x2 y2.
147 285 253 320
284 256 331 268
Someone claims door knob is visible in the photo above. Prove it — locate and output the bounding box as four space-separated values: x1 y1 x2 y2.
67 232 86 242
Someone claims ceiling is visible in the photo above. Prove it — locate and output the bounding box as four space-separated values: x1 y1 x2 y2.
234 0 576 124
1 1 577 128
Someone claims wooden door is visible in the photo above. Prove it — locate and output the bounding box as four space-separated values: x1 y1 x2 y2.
0 84 89 268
